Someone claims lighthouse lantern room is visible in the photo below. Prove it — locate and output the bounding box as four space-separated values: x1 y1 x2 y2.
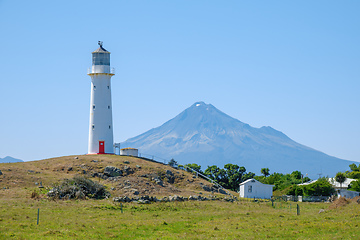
88 41 115 154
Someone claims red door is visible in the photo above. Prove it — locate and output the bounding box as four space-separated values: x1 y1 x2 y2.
99 141 105 154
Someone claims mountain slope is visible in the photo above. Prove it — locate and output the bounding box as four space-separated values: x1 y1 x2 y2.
0 156 23 163
121 102 356 179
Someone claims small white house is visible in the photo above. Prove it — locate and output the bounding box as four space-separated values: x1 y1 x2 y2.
239 179 274 199
120 148 138 157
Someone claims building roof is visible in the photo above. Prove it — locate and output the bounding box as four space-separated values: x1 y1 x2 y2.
120 147 138 150
239 178 274 187
328 178 356 189
92 46 110 53
298 178 356 189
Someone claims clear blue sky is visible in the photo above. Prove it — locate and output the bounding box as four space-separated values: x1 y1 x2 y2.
0 0 359 163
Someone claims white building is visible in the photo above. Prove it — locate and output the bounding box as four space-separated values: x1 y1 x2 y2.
88 41 115 154
239 179 274 199
120 148 138 157
298 177 360 199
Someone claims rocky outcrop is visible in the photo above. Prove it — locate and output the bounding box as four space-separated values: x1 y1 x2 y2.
104 166 123 177
113 195 235 203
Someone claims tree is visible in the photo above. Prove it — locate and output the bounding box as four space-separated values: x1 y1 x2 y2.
168 158 178 167
302 177 334 196
204 164 249 191
290 171 301 180
348 180 360 192
224 164 246 191
349 163 360 172
335 172 346 188
184 163 202 173
204 165 226 184
242 172 255 182
261 168 270 177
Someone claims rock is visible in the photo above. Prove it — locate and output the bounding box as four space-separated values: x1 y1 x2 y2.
82 170 87 174
160 197 169 202
74 157 78 159
219 189 227 195
137 199 150 204
169 195 184 202
28 170 35 173
153 177 163 186
124 161 130 164
319 209 325 214
131 189 139 195
188 195 199 201
91 160 98 162
136 165 141 169
123 166 134 175
35 182 38 185
104 166 123 177
0 170 2 176
111 187 115 191
113 196 130 202
202 185 212 192
166 170 175 184
67 167 73 171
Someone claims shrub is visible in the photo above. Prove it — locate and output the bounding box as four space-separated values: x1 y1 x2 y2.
302 177 335 196
47 176 109 200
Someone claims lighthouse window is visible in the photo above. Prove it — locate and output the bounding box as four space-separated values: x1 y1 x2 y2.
93 105 95 110
108 106 110 109
107 86 109 89
92 125 95 130
109 125 111 129
93 86 96 90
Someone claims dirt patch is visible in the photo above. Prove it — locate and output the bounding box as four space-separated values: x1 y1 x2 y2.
329 197 350 209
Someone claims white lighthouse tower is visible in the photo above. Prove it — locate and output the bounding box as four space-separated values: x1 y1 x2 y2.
88 41 115 154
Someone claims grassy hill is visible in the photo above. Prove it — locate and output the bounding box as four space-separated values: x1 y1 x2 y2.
0 154 232 200
1 155 360 239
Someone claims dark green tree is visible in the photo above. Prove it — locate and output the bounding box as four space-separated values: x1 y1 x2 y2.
204 165 226 184
348 180 360 192
349 163 360 172
184 163 202 173
242 172 255 182
335 172 346 188
290 171 301 180
223 164 246 191
261 168 270 177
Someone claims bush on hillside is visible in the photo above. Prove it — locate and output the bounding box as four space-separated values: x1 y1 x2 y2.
47 176 109 200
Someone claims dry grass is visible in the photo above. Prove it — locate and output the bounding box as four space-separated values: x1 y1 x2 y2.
0 155 235 200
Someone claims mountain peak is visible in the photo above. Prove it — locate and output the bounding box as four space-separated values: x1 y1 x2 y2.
121 102 355 178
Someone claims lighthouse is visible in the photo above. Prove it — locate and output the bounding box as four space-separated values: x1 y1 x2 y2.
88 41 115 154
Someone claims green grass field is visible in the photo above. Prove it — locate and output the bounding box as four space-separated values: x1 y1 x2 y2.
1 197 359 239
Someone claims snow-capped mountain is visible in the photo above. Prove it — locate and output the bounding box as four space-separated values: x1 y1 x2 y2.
121 101 355 179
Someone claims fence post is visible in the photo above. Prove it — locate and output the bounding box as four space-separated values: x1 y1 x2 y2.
297 204 300 215
37 208 40 225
